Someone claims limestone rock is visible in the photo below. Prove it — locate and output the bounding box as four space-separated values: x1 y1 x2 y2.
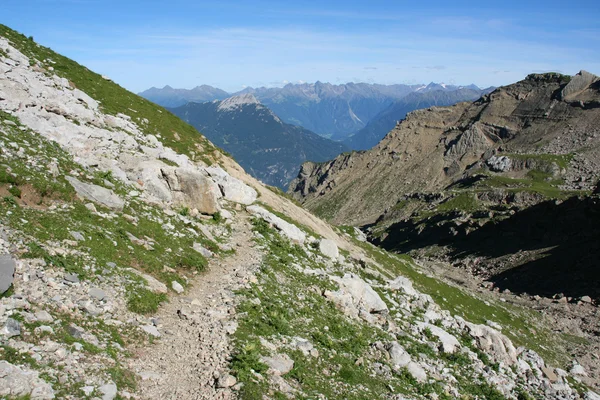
388 276 418 297
329 273 388 315
161 167 221 215
319 239 339 259
129 269 168 294
99 382 118 400
261 353 294 376
246 205 306 243
65 176 124 211
0 360 55 399
171 281 184 294
486 155 512 172
387 342 411 367
205 166 257 205
216 374 237 388
466 322 517 365
0 254 15 295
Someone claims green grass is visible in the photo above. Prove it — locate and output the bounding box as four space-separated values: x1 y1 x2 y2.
436 192 480 212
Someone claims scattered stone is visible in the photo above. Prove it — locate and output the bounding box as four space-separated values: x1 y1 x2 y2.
571 363 587 376
205 166 257 205
193 243 214 258
171 281 184 294
216 374 237 388
129 269 168 294
64 273 80 283
34 310 54 323
2 318 20 338
141 325 161 338
247 205 306 243
89 287 106 301
69 231 85 241
387 341 411 367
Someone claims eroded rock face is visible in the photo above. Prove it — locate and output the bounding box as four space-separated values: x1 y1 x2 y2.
466 322 518 365
161 168 221 215
206 166 257 205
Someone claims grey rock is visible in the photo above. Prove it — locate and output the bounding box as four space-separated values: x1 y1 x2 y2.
89 287 106 301
161 167 221 215
65 176 125 211
142 325 161 337
129 269 168 294
193 243 214 258
34 310 54 323
246 205 306 243
69 231 85 241
0 254 16 295
0 360 55 399
67 323 85 339
64 273 80 283
171 281 184 294
261 353 294 375
205 166 257 205
406 361 427 382
319 239 339 259
2 318 20 338
99 382 118 400
486 155 512 172
216 374 237 388
387 341 411 367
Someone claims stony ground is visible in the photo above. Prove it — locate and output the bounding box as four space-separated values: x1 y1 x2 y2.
132 214 261 399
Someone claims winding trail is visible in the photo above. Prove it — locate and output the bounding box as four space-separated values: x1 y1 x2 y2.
131 213 261 399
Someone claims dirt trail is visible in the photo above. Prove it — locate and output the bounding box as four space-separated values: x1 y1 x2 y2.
131 213 262 399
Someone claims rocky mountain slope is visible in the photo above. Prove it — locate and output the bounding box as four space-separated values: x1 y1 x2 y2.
169 94 349 189
139 85 230 108
1 23 599 400
344 87 494 150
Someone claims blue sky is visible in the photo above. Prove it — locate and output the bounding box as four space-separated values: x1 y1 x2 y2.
2 0 599 92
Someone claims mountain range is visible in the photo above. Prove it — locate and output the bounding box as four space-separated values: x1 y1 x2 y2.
169 93 349 188
140 81 489 142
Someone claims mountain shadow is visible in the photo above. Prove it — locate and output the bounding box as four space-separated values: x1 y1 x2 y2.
371 195 600 300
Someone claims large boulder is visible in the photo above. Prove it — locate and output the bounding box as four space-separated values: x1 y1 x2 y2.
318 239 339 259
387 341 411 367
246 205 306 243
205 166 257 205
328 274 388 315
0 255 15 295
161 168 221 215
466 322 518 365
65 177 124 211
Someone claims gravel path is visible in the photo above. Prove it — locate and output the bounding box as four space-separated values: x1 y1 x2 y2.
131 214 261 399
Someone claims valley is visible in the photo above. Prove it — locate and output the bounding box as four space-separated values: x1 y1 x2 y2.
1 15 599 400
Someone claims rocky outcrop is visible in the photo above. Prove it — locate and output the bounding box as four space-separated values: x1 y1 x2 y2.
0 361 55 399
206 166 257 205
65 177 125 211
289 71 600 226
160 168 221 214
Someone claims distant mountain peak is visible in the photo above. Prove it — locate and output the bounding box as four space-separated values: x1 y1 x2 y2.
217 93 261 111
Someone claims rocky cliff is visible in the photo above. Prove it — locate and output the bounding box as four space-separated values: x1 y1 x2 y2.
1 24 599 400
290 71 600 226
